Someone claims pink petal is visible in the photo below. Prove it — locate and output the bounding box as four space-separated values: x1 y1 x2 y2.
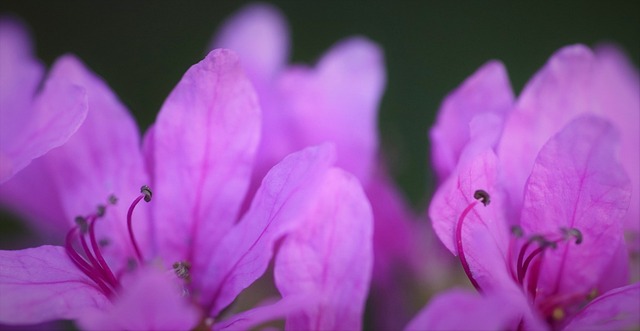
0 18 87 183
520 116 632 300
274 37 385 183
214 295 311 331
429 148 511 290
151 49 260 270
563 283 640 331
211 3 289 84
430 60 514 182
593 45 640 234
405 288 546 331
0 246 108 325
197 144 336 318
275 168 373 330
1 54 145 258
77 267 199 331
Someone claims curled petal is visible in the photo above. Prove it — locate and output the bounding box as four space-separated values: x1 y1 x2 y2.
563 283 640 331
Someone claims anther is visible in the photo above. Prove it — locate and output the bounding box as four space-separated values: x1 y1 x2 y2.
96 204 106 217
473 189 491 206
75 216 88 233
108 194 118 205
561 227 583 244
511 225 524 238
173 261 192 282
141 185 152 202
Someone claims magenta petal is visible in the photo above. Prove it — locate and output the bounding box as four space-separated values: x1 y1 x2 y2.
152 49 260 268
0 246 108 325
212 3 289 83
430 60 514 182
405 288 545 331
520 116 631 299
563 283 640 331
275 168 373 330
197 144 336 317
77 267 199 331
214 295 310 331
429 148 511 290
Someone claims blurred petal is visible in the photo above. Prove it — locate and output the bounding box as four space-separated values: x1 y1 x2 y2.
429 148 511 290
151 49 260 269
77 267 199 331
214 295 310 331
212 3 289 83
198 144 335 317
275 168 373 330
520 116 631 299
430 60 513 182
563 283 640 331
0 246 108 325
275 37 384 183
405 288 544 331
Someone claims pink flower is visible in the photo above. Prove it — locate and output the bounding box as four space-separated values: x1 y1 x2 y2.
0 20 373 329
212 5 439 328
0 17 87 183
412 45 640 330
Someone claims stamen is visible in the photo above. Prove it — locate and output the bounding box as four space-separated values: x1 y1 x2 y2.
173 261 192 282
108 194 118 205
65 227 115 296
455 189 491 292
88 216 118 286
511 225 524 238
127 185 153 263
96 204 106 218
561 227 583 244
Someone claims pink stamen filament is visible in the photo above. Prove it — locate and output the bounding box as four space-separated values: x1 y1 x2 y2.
65 228 115 296
516 240 534 284
456 201 482 292
127 195 145 263
88 216 119 286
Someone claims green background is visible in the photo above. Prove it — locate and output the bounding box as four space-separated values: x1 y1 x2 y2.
1 1 638 212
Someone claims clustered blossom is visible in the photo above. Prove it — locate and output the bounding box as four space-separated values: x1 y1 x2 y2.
1 4 639 331
409 45 640 330
0 16 372 330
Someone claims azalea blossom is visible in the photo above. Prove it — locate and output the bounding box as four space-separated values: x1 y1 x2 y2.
212 4 446 328
0 21 373 330
0 17 87 184
411 45 640 330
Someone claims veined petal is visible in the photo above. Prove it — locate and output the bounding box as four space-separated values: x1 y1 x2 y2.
593 45 640 234
405 288 546 331
275 168 373 330
197 144 336 318
0 246 108 325
214 295 311 331
151 49 261 270
430 60 514 182
76 267 199 331
211 3 289 84
563 283 640 331
429 148 511 290
520 116 631 300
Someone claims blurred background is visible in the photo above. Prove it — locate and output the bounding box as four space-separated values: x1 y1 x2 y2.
1 1 638 210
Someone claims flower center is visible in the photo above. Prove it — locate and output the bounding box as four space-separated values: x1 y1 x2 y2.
64 185 153 298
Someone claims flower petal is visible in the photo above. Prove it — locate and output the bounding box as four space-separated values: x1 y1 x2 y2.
429 148 511 290
197 144 336 317
214 295 311 331
0 18 87 183
274 168 373 330
211 3 289 84
274 37 385 183
405 288 546 331
151 49 260 269
0 246 108 325
430 60 514 182
77 267 199 331
563 283 640 331
520 116 632 299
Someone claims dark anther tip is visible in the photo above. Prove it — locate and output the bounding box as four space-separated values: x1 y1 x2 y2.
96 205 106 217
140 185 153 202
473 189 491 206
108 194 118 205
562 227 583 245
173 261 191 281
510 225 524 238
75 216 88 233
